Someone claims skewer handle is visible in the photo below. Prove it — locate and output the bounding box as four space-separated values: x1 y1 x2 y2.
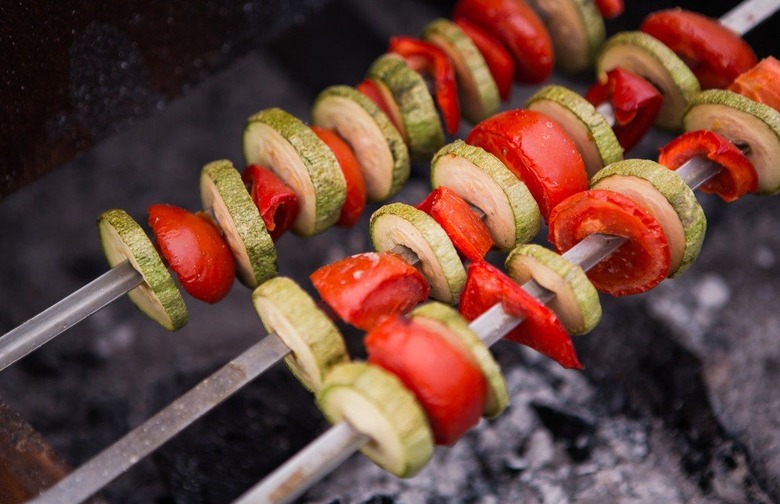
0 260 142 373
30 332 291 504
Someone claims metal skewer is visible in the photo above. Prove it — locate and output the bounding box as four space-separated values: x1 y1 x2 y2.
720 0 780 36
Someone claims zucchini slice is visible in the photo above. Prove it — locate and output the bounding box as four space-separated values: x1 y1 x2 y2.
526 0 605 73
422 18 500 123
505 244 601 335
370 203 466 304
316 362 434 478
591 159 706 277
98 209 187 331
200 160 277 289
430 140 541 251
597 31 700 130
243 108 346 236
684 90 780 195
410 302 509 418
526 85 623 178
367 53 445 159
252 277 348 393
312 85 410 201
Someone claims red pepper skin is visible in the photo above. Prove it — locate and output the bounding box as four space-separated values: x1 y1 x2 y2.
453 0 553 84
310 252 430 331
594 0 624 19
729 57 780 112
356 78 400 131
389 36 461 135
241 164 299 241
585 68 663 153
459 261 582 370
467 109 588 221
366 315 486 445
454 17 515 101
548 190 670 296
148 204 235 304
658 130 758 203
311 127 367 227
641 9 757 90
417 187 493 262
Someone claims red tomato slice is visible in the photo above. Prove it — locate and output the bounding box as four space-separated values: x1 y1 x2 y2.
459 261 582 370
454 17 515 101
453 0 553 84
310 252 430 331
311 126 367 227
366 315 486 445
594 0 624 19
641 9 757 90
389 36 461 135
585 67 663 153
416 187 493 262
729 57 780 113
548 190 670 296
241 164 299 241
658 130 757 203
467 109 588 221
148 204 235 303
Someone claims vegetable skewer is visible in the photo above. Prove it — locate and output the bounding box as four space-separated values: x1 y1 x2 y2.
1 0 775 376
30 151 722 504
235 153 725 504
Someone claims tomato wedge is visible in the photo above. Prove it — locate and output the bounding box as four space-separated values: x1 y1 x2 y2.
389 36 461 135
366 315 486 445
148 204 235 303
453 0 553 84
548 190 670 296
311 126 367 226
454 17 515 101
641 9 757 90
459 261 582 370
594 0 624 20
241 164 299 241
658 130 758 203
729 57 780 112
416 187 493 262
310 252 430 331
467 109 588 221
585 67 663 153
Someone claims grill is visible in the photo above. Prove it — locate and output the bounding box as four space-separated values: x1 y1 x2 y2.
1 0 780 502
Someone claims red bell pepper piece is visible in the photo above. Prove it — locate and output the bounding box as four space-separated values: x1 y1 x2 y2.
641 9 757 90
148 204 235 304
585 67 663 153
366 315 486 446
416 187 493 262
658 130 758 203
388 36 461 135
453 0 553 84
311 126 367 227
548 190 671 296
729 57 780 112
467 109 588 221
454 17 515 101
356 78 402 133
594 0 624 20
459 261 582 370
310 252 430 331
241 164 299 241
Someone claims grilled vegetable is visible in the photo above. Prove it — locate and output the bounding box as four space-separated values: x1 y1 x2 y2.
454 17 515 101
729 57 780 112
241 164 299 241
316 362 434 477
98 209 187 331
252 276 348 393
243 108 346 236
200 160 277 288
